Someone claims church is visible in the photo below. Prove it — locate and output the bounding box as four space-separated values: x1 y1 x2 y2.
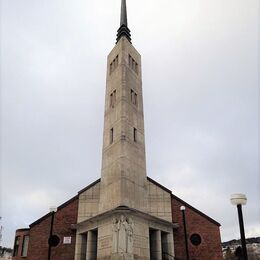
12 1 222 259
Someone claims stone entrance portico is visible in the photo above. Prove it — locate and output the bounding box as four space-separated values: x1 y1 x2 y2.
75 206 177 260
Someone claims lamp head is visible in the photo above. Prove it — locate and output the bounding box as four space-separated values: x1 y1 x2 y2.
180 206 186 211
49 206 57 213
230 194 247 206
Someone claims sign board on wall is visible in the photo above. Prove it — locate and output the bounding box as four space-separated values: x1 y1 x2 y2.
63 236 72 244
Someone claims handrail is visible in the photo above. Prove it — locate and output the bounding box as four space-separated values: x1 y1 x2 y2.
162 252 176 260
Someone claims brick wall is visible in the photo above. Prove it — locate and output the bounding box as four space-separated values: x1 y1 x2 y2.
26 196 78 260
172 195 223 260
12 228 30 260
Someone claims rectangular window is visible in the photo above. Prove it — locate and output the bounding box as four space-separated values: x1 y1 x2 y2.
113 90 116 107
110 93 113 107
135 62 138 74
110 55 119 75
128 55 138 74
13 236 20 256
115 55 119 67
128 55 132 67
134 128 137 142
110 90 116 108
134 93 138 106
131 89 137 106
22 235 29 257
131 89 134 103
110 128 114 144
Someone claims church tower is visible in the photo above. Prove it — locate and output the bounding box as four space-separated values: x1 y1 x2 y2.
99 0 148 213
12 1 223 259
75 1 175 259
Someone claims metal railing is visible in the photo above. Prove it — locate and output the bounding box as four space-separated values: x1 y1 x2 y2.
162 252 176 260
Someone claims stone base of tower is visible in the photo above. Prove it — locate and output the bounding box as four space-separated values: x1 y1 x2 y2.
74 206 177 260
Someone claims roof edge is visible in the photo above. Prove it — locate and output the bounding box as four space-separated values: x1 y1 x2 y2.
171 193 221 227
147 176 220 227
29 212 52 228
147 176 172 194
78 178 101 195
30 195 79 228
29 178 101 228
15 228 30 232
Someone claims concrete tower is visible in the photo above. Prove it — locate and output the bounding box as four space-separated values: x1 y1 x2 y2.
12 2 223 260
75 2 176 259
99 0 148 213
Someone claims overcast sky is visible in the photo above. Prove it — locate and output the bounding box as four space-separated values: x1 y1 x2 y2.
1 0 259 248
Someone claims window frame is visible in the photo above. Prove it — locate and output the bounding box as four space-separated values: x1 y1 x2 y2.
133 128 137 142
13 236 20 257
21 235 29 257
110 128 114 144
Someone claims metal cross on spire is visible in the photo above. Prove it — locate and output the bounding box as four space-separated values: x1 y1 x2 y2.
116 0 131 43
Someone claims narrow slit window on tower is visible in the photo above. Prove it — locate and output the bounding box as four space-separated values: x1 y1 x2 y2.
133 61 136 71
128 55 138 74
110 90 116 108
134 92 137 106
110 128 114 144
131 89 137 106
133 128 137 142
113 90 116 106
131 89 134 103
135 62 138 74
110 55 119 75
115 55 119 67
129 55 132 67
110 93 113 107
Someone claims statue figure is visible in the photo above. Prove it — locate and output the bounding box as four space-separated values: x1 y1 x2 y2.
118 215 128 252
112 215 134 254
112 218 119 253
126 217 134 253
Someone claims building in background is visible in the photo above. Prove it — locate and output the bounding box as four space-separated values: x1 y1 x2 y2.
13 1 222 259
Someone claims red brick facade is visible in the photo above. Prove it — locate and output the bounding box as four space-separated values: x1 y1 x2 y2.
13 196 78 260
13 179 222 260
172 195 223 260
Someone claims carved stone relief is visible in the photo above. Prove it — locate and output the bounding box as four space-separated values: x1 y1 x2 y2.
112 215 134 254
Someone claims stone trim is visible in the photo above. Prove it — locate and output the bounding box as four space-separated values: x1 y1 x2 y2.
78 179 101 195
171 194 221 227
77 206 179 231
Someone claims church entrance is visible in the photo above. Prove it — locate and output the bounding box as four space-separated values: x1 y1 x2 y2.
149 228 174 260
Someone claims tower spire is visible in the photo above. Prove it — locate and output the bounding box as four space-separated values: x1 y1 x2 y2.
120 0 127 26
116 0 131 43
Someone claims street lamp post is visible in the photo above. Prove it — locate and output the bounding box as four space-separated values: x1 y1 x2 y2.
180 206 189 260
48 207 57 260
230 194 248 260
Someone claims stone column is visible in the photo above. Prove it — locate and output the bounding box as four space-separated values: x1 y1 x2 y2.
155 230 162 260
75 233 87 260
86 230 97 260
150 230 162 260
167 232 175 258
